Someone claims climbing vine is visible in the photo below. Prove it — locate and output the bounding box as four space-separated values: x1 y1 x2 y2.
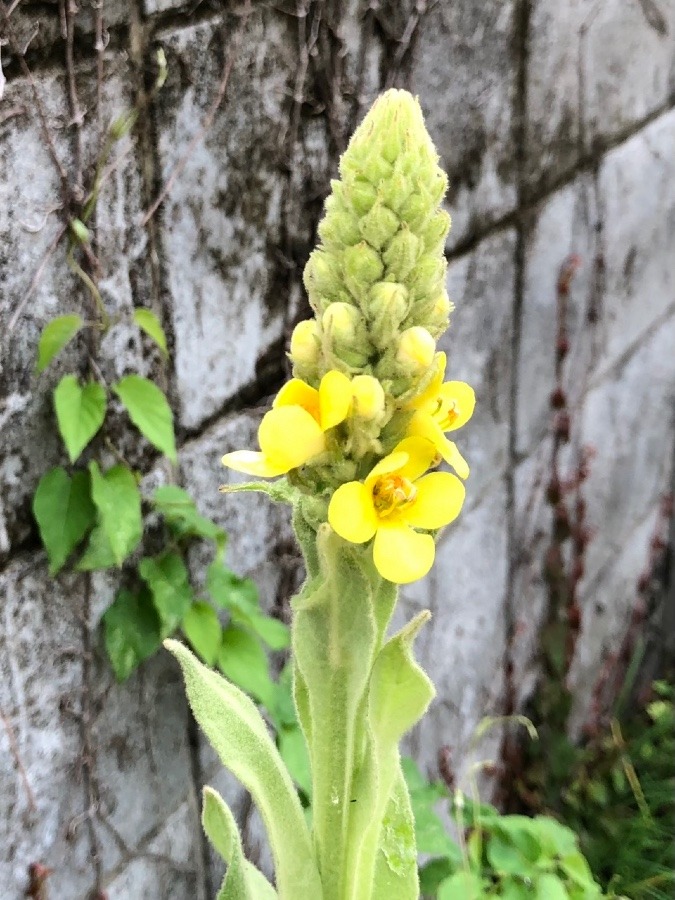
26 61 309 791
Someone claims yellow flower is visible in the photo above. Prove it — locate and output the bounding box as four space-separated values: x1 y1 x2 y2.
222 371 352 477
328 437 465 584
405 352 475 479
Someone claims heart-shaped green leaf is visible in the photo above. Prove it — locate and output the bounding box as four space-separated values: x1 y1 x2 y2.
32 467 95 574
113 375 176 462
54 375 106 463
36 314 83 373
133 308 168 356
88 462 142 566
103 588 162 681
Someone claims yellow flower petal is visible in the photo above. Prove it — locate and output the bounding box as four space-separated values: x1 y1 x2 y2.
406 413 470 479
274 379 320 422
258 406 326 470
404 351 446 411
328 481 378 544
318 370 353 431
373 523 435 584
438 437 469 480
402 471 466 529
220 451 287 478
365 450 410 488
390 436 439 482
438 381 475 431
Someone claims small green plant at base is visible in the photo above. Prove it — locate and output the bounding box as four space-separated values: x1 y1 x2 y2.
402 758 609 899
556 680 675 900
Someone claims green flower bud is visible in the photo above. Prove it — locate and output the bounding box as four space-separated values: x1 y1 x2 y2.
301 88 452 397
358 202 400 250
347 177 379 216
398 191 431 231
421 210 452 254
318 195 361 247
290 319 321 366
343 242 384 301
396 326 436 372
408 255 446 301
382 228 420 282
378 168 413 213
367 282 410 349
304 249 343 311
322 303 371 369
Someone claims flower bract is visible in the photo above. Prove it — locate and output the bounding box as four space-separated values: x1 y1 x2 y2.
328 436 465 584
222 371 352 477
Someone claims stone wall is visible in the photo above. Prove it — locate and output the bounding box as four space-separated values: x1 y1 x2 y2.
1 1 674 897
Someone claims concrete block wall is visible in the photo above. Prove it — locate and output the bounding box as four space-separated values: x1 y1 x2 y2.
1 1 673 896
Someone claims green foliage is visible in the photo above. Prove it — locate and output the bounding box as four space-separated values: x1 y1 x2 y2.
113 374 177 462
207 561 290 650
33 468 95 574
54 375 107 462
153 485 226 551
103 587 162 681
36 314 83 373
32 194 287 704
89 462 143 565
403 758 608 899
133 308 168 356
183 602 222 666
553 681 675 900
202 786 278 899
139 551 194 633
165 640 324 899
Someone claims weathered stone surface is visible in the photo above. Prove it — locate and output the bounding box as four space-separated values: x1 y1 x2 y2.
143 0 185 14
526 0 675 193
154 11 299 430
510 312 675 720
0 64 151 560
582 0 675 146
443 228 517 500
402 485 509 784
515 175 598 456
577 313 675 591
517 108 675 457
411 1 517 248
0 72 81 559
594 108 675 375
0 0 129 58
0 557 87 899
0 555 196 900
104 800 205 900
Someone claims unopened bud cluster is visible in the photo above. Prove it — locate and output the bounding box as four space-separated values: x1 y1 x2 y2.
290 90 452 448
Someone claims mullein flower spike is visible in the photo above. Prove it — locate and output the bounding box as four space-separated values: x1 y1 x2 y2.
171 90 475 900
222 89 474 583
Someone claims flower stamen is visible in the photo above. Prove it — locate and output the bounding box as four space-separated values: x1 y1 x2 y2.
372 474 417 517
